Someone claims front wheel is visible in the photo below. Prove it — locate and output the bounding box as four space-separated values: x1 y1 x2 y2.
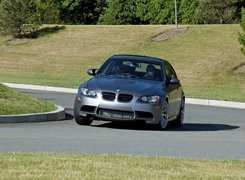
75 115 93 125
159 101 169 130
171 99 185 127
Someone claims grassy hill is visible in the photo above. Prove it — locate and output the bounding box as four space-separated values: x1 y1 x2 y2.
0 84 55 115
0 25 244 101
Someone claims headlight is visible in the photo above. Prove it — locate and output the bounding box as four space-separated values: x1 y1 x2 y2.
138 95 160 103
80 88 97 98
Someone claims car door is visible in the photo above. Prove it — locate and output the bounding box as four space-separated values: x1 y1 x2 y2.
164 63 182 118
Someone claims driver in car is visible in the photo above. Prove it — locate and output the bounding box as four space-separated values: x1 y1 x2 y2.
145 64 156 79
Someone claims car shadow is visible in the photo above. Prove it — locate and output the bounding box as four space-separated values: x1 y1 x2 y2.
92 121 151 130
168 123 239 131
92 121 239 131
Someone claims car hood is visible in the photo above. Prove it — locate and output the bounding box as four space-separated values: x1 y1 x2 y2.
84 75 165 95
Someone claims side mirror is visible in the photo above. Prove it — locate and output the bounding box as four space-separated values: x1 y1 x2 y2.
169 76 180 85
87 69 97 76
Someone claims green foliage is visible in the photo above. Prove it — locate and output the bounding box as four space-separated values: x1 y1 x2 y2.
154 0 175 24
60 0 107 24
135 0 151 24
137 0 175 24
179 0 199 24
101 0 178 25
0 0 41 38
99 0 139 24
239 8 245 55
36 0 60 24
1 0 242 26
101 0 199 25
196 0 242 24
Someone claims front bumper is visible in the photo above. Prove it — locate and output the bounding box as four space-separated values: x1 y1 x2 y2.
74 94 163 124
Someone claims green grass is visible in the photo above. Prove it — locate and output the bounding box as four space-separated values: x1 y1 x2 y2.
0 25 244 101
0 153 244 179
0 83 56 115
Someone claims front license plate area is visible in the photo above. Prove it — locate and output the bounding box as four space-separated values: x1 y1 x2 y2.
99 109 133 120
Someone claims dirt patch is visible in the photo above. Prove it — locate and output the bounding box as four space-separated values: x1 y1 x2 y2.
153 27 191 42
234 64 245 73
7 38 32 45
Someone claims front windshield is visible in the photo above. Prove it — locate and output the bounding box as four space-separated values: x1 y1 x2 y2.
97 58 163 81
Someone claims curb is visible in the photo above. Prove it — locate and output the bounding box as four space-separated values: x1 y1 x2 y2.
185 98 245 109
2 82 77 94
2 82 245 110
0 105 66 123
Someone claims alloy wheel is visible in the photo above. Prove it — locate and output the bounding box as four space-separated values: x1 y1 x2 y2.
159 101 168 129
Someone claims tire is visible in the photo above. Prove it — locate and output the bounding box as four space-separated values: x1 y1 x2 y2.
159 101 169 130
172 98 185 127
75 114 93 125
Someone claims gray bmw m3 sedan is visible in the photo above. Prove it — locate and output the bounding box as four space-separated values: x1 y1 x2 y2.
74 55 185 129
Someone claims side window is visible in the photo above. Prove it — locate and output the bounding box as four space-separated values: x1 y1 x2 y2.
97 58 114 75
165 63 177 79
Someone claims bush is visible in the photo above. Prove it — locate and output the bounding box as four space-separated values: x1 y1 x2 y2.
179 0 199 24
101 0 198 25
99 0 139 25
100 0 179 25
36 0 60 24
196 0 241 24
60 0 107 24
135 0 175 24
0 0 41 38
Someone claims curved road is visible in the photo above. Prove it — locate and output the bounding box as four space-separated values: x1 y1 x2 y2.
0 89 244 159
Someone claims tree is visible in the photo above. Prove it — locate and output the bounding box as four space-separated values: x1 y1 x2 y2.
135 0 151 24
197 0 242 24
0 0 41 38
99 0 139 24
179 0 199 24
135 0 176 25
60 0 107 24
239 8 245 55
104 0 177 25
36 0 60 24
152 0 175 24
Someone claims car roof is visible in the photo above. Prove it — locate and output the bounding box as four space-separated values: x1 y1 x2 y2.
110 54 168 64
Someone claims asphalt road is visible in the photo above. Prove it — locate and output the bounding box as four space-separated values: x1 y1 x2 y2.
0 89 244 159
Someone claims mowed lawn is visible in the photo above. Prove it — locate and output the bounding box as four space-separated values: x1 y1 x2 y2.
0 83 55 115
0 153 244 179
0 25 244 101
